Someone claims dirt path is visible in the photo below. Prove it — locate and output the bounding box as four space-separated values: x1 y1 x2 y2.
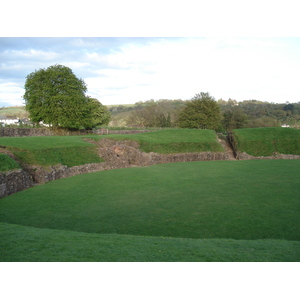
217 138 237 160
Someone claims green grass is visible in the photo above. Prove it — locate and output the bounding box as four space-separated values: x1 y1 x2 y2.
0 136 103 167
232 127 300 156
0 153 20 171
0 135 96 149
1 222 299 262
88 129 224 153
0 129 223 168
12 147 103 167
1 160 299 261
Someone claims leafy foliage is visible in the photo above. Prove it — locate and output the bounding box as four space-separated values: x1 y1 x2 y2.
23 65 110 129
178 92 222 130
87 98 111 128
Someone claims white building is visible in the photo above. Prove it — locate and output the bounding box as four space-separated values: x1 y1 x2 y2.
0 115 20 126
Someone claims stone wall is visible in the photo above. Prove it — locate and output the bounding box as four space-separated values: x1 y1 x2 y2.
0 169 34 198
0 128 152 137
22 140 229 185
0 128 53 137
236 151 300 160
1 134 300 199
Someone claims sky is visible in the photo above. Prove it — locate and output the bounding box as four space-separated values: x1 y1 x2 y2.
1 1 300 108
1 36 299 107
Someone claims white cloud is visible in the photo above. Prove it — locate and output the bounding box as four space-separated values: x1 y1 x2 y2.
0 37 299 106
0 80 24 106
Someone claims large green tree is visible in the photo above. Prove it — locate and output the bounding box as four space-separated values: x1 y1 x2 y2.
178 92 222 130
23 64 109 129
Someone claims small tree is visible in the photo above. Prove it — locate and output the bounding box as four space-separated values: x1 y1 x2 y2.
178 92 222 130
23 64 109 129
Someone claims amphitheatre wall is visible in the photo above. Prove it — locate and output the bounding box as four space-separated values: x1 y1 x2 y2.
1 130 300 198
0 137 229 198
0 128 152 137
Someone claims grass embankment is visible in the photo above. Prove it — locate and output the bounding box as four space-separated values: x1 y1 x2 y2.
0 136 103 167
232 127 300 156
88 129 224 154
0 129 223 169
1 223 299 262
1 160 299 261
0 153 20 172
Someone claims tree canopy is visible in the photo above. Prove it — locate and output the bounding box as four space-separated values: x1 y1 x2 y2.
23 65 110 129
178 92 222 130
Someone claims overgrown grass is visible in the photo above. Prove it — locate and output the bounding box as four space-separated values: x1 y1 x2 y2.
88 129 224 153
0 153 20 172
232 127 300 156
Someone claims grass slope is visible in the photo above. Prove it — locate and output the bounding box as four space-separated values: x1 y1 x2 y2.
0 129 223 169
0 136 103 167
88 129 224 153
232 127 300 156
0 153 20 172
1 222 299 262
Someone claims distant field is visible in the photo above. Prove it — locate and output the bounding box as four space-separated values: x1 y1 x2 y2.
232 127 300 156
0 106 28 118
1 160 299 261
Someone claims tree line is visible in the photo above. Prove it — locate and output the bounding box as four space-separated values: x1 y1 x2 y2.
108 96 300 130
23 64 299 131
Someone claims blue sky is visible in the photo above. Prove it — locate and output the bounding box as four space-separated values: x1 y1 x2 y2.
1 37 300 107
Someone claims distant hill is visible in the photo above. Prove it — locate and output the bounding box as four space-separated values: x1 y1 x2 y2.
0 106 29 119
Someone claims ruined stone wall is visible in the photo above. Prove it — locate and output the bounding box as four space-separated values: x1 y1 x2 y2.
0 169 34 198
2 134 300 199
0 128 53 137
236 151 300 160
0 128 152 137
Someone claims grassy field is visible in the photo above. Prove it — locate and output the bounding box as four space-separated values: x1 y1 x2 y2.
232 127 300 156
1 160 299 261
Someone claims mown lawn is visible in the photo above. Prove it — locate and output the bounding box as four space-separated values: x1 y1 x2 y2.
1 160 299 262
232 127 300 156
1 222 299 262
